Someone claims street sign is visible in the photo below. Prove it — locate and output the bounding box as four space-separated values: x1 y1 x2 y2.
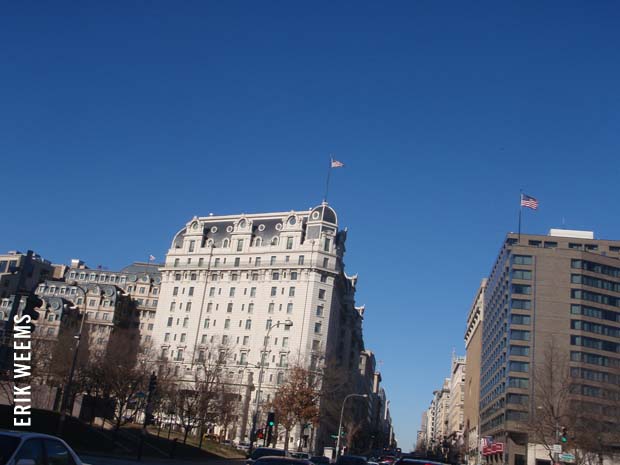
552 444 562 454
560 453 575 463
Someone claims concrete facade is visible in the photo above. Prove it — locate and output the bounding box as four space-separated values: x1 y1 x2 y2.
464 279 486 465
149 203 380 451
480 230 620 465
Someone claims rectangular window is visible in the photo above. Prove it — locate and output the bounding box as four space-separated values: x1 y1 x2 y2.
248 303 254 314
509 361 529 372
268 303 275 313
511 299 531 310
511 330 531 341
185 302 192 312
170 301 176 311
270 256 276 265
266 319 272 330
245 319 252 330
510 345 530 356
511 314 531 325
243 336 249 346
204 318 210 328
289 287 295 297
199 258 204 266
173 287 180 296
323 257 329 268
512 284 532 295
316 305 324 316
272 272 280 280
225 319 230 329
237 240 244 252
318 289 326 300
188 287 194 296
512 255 533 265
164 333 170 342
512 270 532 280
312 339 320 351
255 257 261 267
189 240 195 252
227 303 233 313
324 238 331 252
287 303 293 314
229 287 236 297
286 237 294 250
291 272 298 280
271 287 277 297
167 317 173 327
209 287 215 297
298 255 305 265
250 287 257 297
180 333 187 342
508 377 529 388
314 322 322 334
183 317 189 328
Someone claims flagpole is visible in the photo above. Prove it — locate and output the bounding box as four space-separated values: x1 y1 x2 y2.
324 158 332 203
518 190 523 243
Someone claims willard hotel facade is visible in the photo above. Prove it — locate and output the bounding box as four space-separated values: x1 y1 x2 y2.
151 202 366 447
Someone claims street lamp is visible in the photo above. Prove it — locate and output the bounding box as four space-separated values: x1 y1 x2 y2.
336 393 368 460
249 318 293 452
57 282 89 436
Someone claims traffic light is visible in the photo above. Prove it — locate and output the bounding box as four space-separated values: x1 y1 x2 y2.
148 372 158 393
560 427 568 443
257 429 264 440
267 411 275 427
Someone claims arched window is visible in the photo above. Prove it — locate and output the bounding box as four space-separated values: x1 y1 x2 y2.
253 237 262 247
223 238 230 248
271 237 279 246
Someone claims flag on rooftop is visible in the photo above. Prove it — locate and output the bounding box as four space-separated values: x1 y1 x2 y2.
149 254 156 261
520 194 539 210
330 158 344 168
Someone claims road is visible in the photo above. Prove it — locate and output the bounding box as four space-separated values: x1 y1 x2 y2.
81 454 244 465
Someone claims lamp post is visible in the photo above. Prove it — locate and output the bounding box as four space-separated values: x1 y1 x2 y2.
336 393 368 460
57 282 89 436
249 318 293 452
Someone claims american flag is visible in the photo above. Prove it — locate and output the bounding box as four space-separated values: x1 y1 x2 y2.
520 194 539 210
331 158 344 168
481 437 493 448
149 254 156 261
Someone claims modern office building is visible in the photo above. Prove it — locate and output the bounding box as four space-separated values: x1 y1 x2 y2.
463 279 486 465
479 230 620 465
150 203 374 450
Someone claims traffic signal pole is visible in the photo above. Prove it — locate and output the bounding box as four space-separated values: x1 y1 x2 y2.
137 372 157 461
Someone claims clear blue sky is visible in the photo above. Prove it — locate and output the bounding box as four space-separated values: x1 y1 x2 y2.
2 1 619 450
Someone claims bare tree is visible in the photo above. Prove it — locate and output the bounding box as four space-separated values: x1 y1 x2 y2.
529 338 620 465
528 339 574 462
270 364 321 452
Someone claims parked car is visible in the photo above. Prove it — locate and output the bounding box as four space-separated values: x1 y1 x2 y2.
336 455 368 465
246 447 288 465
237 441 252 452
310 456 332 465
0 431 85 465
253 457 313 465
291 452 311 460
394 458 448 465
